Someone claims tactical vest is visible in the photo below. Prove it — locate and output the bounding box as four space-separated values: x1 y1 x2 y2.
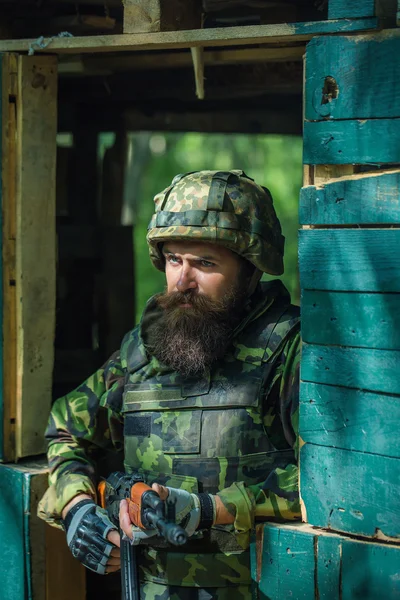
120 280 300 587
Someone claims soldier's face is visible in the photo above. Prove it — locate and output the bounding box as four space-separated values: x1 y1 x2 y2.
163 241 243 303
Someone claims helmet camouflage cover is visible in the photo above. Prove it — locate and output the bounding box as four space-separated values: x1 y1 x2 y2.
147 170 284 275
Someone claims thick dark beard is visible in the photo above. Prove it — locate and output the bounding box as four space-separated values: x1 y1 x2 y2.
147 285 246 378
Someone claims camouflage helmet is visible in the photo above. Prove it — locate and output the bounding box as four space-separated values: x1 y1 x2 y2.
147 170 284 275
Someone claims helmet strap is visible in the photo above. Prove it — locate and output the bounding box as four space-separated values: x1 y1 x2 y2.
248 268 263 296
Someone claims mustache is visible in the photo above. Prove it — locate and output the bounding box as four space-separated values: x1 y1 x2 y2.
157 290 230 313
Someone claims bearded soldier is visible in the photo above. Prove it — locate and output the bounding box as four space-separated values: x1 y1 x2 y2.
39 170 301 599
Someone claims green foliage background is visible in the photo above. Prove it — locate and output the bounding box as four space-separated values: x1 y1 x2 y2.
128 133 302 322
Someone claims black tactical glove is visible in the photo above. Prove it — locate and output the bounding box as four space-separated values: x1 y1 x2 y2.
63 499 118 575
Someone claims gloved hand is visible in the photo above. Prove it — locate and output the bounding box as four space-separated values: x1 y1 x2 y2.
119 498 159 546
63 499 119 575
166 488 216 535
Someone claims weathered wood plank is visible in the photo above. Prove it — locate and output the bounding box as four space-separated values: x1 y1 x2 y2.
15 56 57 459
341 539 400 599
299 230 400 292
316 535 341 600
305 32 400 121
328 0 375 19
1 54 18 461
300 382 400 457
301 290 400 349
300 170 400 225
300 444 400 538
0 463 85 600
46 525 86 600
124 0 201 34
304 119 400 164
252 522 400 600
301 344 400 395
257 524 316 599
0 19 379 55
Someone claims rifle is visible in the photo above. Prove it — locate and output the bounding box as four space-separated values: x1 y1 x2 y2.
98 472 188 600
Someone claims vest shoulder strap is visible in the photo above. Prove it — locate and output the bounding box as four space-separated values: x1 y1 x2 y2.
121 325 149 374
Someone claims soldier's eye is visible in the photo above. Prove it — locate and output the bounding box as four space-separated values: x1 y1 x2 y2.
200 260 214 267
167 255 180 264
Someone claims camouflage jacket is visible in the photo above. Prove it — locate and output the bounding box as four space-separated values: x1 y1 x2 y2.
38 280 301 585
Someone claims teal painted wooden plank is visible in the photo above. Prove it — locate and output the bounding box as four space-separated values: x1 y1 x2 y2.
316 536 341 600
300 444 400 538
300 382 400 457
258 525 315 599
304 119 400 164
342 539 400 599
301 344 400 395
291 18 378 36
299 171 400 225
328 0 375 19
301 291 400 349
299 230 400 292
252 523 400 600
305 33 400 121
0 466 27 599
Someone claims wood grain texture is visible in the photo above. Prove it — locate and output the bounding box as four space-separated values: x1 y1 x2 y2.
46 526 86 600
316 535 341 600
124 0 201 33
0 19 379 54
0 465 26 598
15 56 57 458
300 382 400 457
0 463 85 600
252 522 400 599
1 54 18 461
300 444 400 538
301 343 400 395
305 32 400 121
301 290 400 349
300 170 400 225
328 0 375 19
299 229 400 292
303 119 400 165
257 523 315 599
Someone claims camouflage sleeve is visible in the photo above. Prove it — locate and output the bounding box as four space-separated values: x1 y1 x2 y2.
216 330 301 549
37 351 125 527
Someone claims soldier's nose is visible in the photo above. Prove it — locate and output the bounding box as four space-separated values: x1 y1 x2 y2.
176 267 197 292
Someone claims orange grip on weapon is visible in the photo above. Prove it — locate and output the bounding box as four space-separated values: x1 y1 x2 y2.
128 481 152 529
98 480 107 509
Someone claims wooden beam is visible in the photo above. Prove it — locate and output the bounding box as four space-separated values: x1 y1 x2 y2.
15 55 57 459
191 46 205 99
1 53 18 462
124 0 201 34
0 18 380 55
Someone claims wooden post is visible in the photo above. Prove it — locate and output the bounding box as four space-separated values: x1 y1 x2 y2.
1 54 18 461
13 55 57 459
123 0 202 34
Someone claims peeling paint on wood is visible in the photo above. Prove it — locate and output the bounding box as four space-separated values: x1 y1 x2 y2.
300 444 400 538
305 32 400 121
300 170 400 225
